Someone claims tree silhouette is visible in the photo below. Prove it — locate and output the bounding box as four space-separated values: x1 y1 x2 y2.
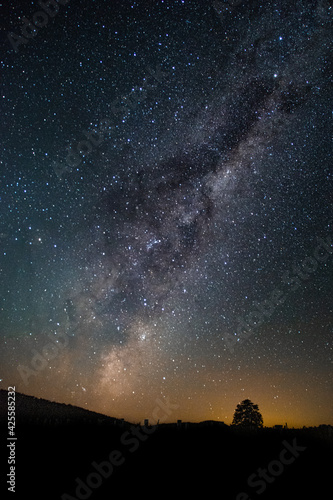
232 399 263 428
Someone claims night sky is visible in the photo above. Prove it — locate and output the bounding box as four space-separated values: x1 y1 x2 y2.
0 0 332 427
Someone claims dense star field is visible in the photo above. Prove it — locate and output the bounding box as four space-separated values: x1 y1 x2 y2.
0 0 332 426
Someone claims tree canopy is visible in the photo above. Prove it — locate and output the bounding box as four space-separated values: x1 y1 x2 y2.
232 399 263 428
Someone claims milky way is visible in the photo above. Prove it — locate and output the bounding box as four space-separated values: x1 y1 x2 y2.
1 0 332 425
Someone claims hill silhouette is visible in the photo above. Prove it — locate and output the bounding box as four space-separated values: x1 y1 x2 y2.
1 390 332 499
0 389 126 427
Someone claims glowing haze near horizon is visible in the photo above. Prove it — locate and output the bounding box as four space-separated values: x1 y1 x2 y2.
0 0 332 427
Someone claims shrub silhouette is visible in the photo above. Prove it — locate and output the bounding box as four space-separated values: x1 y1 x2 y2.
232 399 263 428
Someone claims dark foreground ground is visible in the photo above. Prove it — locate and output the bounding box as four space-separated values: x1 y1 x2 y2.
1 391 332 499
